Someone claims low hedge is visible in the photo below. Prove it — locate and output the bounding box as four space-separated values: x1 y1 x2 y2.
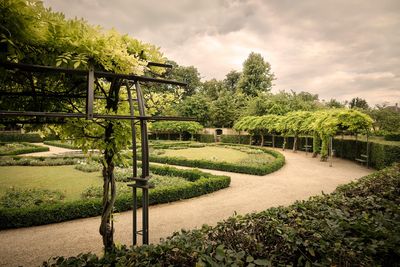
220 134 251 144
0 156 85 166
0 133 58 142
0 164 230 229
43 140 78 149
333 138 400 169
0 142 49 156
196 134 215 143
44 163 400 266
384 132 400 141
149 145 285 175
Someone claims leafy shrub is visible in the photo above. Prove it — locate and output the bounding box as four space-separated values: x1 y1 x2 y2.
0 188 65 208
220 134 251 144
43 140 78 149
148 145 285 175
196 134 215 143
81 184 131 199
74 161 101 172
0 156 81 166
0 133 58 142
0 165 230 229
384 132 400 141
43 164 400 267
0 142 49 156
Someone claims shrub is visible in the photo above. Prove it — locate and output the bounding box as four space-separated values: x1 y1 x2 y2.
0 142 49 156
196 134 215 143
0 188 65 208
0 133 58 142
0 165 230 229
74 161 102 172
0 156 81 166
43 164 400 267
384 132 400 141
220 134 251 144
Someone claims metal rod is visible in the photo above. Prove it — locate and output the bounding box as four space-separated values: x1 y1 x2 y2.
142 188 149 244
86 67 94 120
0 62 187 86
366 132 369 168
147 62 173 68
125 81 137 178
329 137 333 167
132 187 137 245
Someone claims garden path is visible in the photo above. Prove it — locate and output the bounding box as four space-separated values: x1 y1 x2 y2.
0 147 373 267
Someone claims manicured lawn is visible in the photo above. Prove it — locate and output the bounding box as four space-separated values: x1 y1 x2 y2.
0 165 101 201
162 146 249 162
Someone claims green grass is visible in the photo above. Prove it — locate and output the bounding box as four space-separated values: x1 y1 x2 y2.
161 146 250 163
0 165 101 201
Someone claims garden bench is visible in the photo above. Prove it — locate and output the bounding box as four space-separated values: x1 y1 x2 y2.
264 141 273 147
355 154 368 165
303 145 312 152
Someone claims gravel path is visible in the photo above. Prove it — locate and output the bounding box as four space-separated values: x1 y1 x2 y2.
0 148 373 267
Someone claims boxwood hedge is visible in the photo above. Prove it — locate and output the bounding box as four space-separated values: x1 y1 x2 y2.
0 142 49 156
0 164 230 229
44 163 400 267
149 145 285 175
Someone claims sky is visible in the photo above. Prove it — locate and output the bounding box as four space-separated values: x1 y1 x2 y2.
43 0 400 106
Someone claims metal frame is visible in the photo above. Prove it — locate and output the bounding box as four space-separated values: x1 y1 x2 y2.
0 61 194 245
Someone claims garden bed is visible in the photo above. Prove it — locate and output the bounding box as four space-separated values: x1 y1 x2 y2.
146 143 285 175
0 142 49 156
0 162 230 229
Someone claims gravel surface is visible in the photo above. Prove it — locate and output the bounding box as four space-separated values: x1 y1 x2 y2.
0 148 373 267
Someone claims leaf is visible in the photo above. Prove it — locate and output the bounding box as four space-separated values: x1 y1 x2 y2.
246 256 254 263
254 259 270 266
73 61 80 69
56 60 62 67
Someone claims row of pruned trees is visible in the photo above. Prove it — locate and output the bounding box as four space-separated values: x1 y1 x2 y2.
150 121 203 141
234 109 373 161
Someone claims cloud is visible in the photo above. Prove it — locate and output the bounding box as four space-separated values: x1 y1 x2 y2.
43 0 400 105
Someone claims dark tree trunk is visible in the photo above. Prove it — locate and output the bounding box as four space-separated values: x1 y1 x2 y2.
293 135 298 152
272 135 275 147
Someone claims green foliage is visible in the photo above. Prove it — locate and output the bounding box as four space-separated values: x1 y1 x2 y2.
176 94 211 126
151 121 203 140
349 97 369 110
0 188 64 208
149 145 285 175
237 52 274 96
210 91 242 128
43 164 400 266
0 133 57 142
384 132 400 141
197 134 215 143
220 134 251 144
0 156 82 166
0 142 49 156
369 105 400 133
0 165 230 229
74 161 102 172
223 70 241 92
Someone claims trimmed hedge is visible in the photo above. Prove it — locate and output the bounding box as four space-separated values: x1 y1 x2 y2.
0 142 49 156
44 163 400 266
0 156 84 166
0 164 230 229
196 134 215 143
220 134 251 144
43 140 78 149
149 145 285 175
333 138 400 169
0 133 58 142
384 132 400 141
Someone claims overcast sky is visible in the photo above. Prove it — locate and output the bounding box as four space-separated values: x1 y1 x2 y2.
43 0 400 106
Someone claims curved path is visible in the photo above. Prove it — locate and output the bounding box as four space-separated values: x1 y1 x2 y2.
0 149 373 267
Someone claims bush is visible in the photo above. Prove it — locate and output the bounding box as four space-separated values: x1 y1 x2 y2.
220 134 251 144
74 161 102 172
0 142 49 156
196 134 215 143
43 140 78 149
0 165 230 229
149 145 285 175
0 133 58 142
0 188 65 208
333 138 400 169
384 132 400 141
0 156 81 166
43 164 400 267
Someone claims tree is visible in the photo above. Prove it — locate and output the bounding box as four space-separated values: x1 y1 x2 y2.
326 98 345 108
176 94 211 126
237 52 275 96
369 105 400 133
210 91 238 128
200 79 224 100
223 70 241 92
349 97 369 110
151 121 203 140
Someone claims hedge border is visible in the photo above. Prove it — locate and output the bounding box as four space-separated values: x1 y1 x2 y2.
43 140 78 149
0 133 58 143
149 144 285 175
0 142 49 156
0 164 230 229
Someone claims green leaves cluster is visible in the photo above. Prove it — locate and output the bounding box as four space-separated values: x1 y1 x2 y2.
151 121 203 136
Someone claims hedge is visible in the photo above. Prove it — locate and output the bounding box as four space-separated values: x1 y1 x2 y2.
384 132 400 141
0 142 49 156
196 134 215 143
44 163 400 266
149 146 285 175
333 138 400 169
0 133 58 142
220 134 251 144
0 164 230 229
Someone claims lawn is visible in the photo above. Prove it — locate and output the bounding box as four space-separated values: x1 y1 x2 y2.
161 146 250 162
0 165 101 201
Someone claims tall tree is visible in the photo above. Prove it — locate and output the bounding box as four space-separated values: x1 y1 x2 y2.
176 94 211 126
349 97 369 110
201 79 224 100
223 70 241 92
237 52 275 96
210 91 238 128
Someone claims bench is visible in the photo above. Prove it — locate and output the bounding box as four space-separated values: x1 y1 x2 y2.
264 141 273 147
303 145 312 151
355 154 368 165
